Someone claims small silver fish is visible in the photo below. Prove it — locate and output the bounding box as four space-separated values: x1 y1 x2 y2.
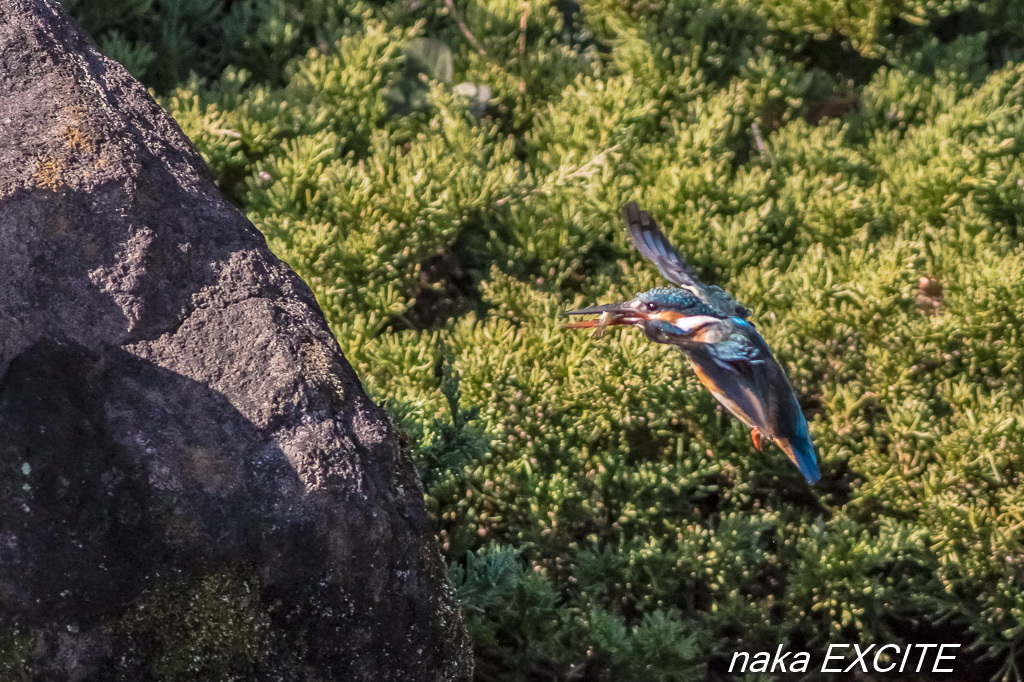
593 310 614 338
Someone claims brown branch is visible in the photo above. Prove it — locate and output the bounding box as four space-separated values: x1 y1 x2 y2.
494 144 621 206
519 2 529 57
444 0 486 56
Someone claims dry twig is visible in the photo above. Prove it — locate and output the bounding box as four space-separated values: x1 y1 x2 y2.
444 0 486 56
519 2 530 57
495 144 621 206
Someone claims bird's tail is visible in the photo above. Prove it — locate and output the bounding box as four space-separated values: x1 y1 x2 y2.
778 432 821 485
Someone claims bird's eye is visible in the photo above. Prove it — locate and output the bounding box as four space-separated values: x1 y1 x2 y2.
646 302 659 312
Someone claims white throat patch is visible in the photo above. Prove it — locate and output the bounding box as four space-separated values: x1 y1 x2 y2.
671 315 720 334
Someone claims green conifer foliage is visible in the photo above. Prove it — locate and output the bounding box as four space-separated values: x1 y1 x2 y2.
67 0 1024 677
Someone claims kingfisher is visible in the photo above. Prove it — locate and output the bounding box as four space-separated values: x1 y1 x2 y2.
562 202 821 484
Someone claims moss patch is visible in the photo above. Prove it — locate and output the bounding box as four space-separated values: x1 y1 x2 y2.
0 627 34 681
108 567 286 681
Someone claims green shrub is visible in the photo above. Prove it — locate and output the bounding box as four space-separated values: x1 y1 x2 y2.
70 0 1024 677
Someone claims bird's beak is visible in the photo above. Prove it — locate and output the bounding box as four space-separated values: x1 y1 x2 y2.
561 302 646 334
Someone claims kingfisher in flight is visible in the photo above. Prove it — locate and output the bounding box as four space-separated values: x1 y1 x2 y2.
563 202 821 484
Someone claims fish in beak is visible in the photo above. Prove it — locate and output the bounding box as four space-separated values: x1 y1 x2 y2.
561 302 645 337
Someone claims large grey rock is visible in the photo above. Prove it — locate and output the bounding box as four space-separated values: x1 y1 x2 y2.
0 1 470 679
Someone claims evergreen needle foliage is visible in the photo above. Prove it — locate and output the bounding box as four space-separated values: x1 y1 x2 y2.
68 0 1024 677
415 343 489 489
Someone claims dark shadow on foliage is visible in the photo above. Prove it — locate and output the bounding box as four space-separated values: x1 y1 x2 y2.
385 215 499 332
413 343 488 491
797 33 887 85
65 0 362 92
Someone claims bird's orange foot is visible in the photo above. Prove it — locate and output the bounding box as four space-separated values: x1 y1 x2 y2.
751 429 763 451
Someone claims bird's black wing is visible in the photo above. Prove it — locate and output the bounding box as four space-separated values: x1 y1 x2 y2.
623 201 698 288
623 202 750 319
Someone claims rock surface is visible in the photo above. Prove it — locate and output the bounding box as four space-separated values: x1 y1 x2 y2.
0 1 470 678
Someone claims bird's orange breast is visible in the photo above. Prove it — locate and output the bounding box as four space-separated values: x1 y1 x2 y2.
688 357 715 389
